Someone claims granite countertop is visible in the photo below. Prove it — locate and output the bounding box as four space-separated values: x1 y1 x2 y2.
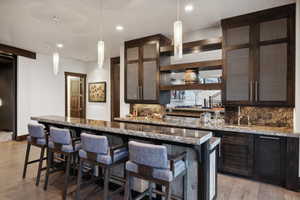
115 116 300 138
31 116 212 146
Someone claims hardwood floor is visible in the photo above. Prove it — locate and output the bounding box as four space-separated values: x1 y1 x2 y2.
0 141 299 200
0 131 12 142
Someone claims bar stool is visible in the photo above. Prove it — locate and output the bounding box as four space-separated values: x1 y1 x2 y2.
124 141 187 200
76 133 129 200
22 124 47 186
44 127 81 200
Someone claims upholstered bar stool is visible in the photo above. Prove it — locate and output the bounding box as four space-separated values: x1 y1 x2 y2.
44 127 81 200
76 133 129 200
124 141 187 200
22 124 47 186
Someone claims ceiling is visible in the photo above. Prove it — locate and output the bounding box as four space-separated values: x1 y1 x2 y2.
0 0 295 62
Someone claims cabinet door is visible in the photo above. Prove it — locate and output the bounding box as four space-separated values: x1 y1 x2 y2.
258 43 288 103
142 61 158 101
260 18 287 41
225 48 251 104
225 25 250 46
220 132 254 177
254 136 286 185
126 63 139 100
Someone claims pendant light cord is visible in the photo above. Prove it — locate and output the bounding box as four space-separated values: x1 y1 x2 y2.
177 0 180 21
99 0 103 41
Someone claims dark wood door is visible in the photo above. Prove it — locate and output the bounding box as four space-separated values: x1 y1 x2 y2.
0 57 14 131
70 79 82 118
111 57 120 121
254 135 286 185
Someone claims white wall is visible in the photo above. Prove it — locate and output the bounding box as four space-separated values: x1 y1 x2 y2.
17 53 87 136
85 60 111 121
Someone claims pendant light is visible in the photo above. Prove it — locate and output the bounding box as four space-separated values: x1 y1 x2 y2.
97 0 104 68
174 0 183 59
53 52 59 75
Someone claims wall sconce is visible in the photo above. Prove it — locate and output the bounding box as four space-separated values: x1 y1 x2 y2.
0 98 3 107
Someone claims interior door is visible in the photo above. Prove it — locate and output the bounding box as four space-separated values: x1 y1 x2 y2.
111 57 120 121
65 72 86 119
70 79 81 117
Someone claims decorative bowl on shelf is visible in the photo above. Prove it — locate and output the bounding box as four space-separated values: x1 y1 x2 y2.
184 69 198 84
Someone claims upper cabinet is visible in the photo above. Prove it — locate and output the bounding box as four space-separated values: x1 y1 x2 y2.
222 4 295 107
125 34 171 104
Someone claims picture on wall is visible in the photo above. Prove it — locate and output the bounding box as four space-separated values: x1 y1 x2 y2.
88 82 106 102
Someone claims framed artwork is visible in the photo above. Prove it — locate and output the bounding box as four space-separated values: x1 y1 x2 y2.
88 82 106 102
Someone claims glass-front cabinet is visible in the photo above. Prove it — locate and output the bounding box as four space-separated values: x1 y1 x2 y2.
222 4 295 107
125 34 171 104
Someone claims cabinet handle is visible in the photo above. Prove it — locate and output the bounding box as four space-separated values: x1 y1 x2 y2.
259 136 280 140
255 81 258 102
137 87 139 99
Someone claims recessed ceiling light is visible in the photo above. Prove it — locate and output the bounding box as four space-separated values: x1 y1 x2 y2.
52 16 60 23
116 25 124 31
56 43 63 48
185 4 194 12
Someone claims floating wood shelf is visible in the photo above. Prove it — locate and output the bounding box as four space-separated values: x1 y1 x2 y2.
160 37 222 56
160 59 223 72
160 83 222 91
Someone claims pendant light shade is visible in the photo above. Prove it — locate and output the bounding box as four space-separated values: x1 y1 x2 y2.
53 52 59 75
97 40 105 68
174 20 183 59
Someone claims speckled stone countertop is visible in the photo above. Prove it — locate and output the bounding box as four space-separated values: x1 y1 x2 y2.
115 116 300 138
31 116 212 145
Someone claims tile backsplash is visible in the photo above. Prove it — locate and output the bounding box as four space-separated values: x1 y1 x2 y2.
131 104 165 116
225 106 293 128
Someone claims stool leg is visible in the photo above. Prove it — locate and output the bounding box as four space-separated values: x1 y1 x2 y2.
124 172 132 200
36 146 45 186
149 182 153 200
44 148 52 190
76 159 83 200
165 183 171 200
103 167 111 200
183 173 188 200
63 154 71 200
22 143 31 179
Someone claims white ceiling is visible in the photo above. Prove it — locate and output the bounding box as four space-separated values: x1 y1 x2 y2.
0 0 295 62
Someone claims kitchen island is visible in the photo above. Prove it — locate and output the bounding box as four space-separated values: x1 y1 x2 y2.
115 116 300 191
31 115 213 200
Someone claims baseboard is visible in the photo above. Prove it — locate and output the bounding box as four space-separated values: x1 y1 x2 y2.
16 134 28 141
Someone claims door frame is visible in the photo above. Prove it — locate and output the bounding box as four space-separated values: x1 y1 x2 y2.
110 57 120 121
0 54 17 140
64 72 87 118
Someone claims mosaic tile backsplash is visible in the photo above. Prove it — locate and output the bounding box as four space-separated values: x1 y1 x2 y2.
225 106 293 128
132 104 165 117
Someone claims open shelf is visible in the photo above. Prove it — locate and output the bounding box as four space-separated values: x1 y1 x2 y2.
160 83 222 91
160 37 222 56
160 59 223 72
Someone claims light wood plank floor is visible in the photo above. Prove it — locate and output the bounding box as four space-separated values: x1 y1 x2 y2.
0 141 299 200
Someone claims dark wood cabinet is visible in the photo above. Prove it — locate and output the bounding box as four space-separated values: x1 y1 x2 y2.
222 4 295 107
215 131 254 177
125 34 171 104
214 130 299 190
254 135 286 185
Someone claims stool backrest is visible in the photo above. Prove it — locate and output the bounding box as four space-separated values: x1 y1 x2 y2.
128 141 168 169
28 124 45 138
50 127 71 145
81 133 109 154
